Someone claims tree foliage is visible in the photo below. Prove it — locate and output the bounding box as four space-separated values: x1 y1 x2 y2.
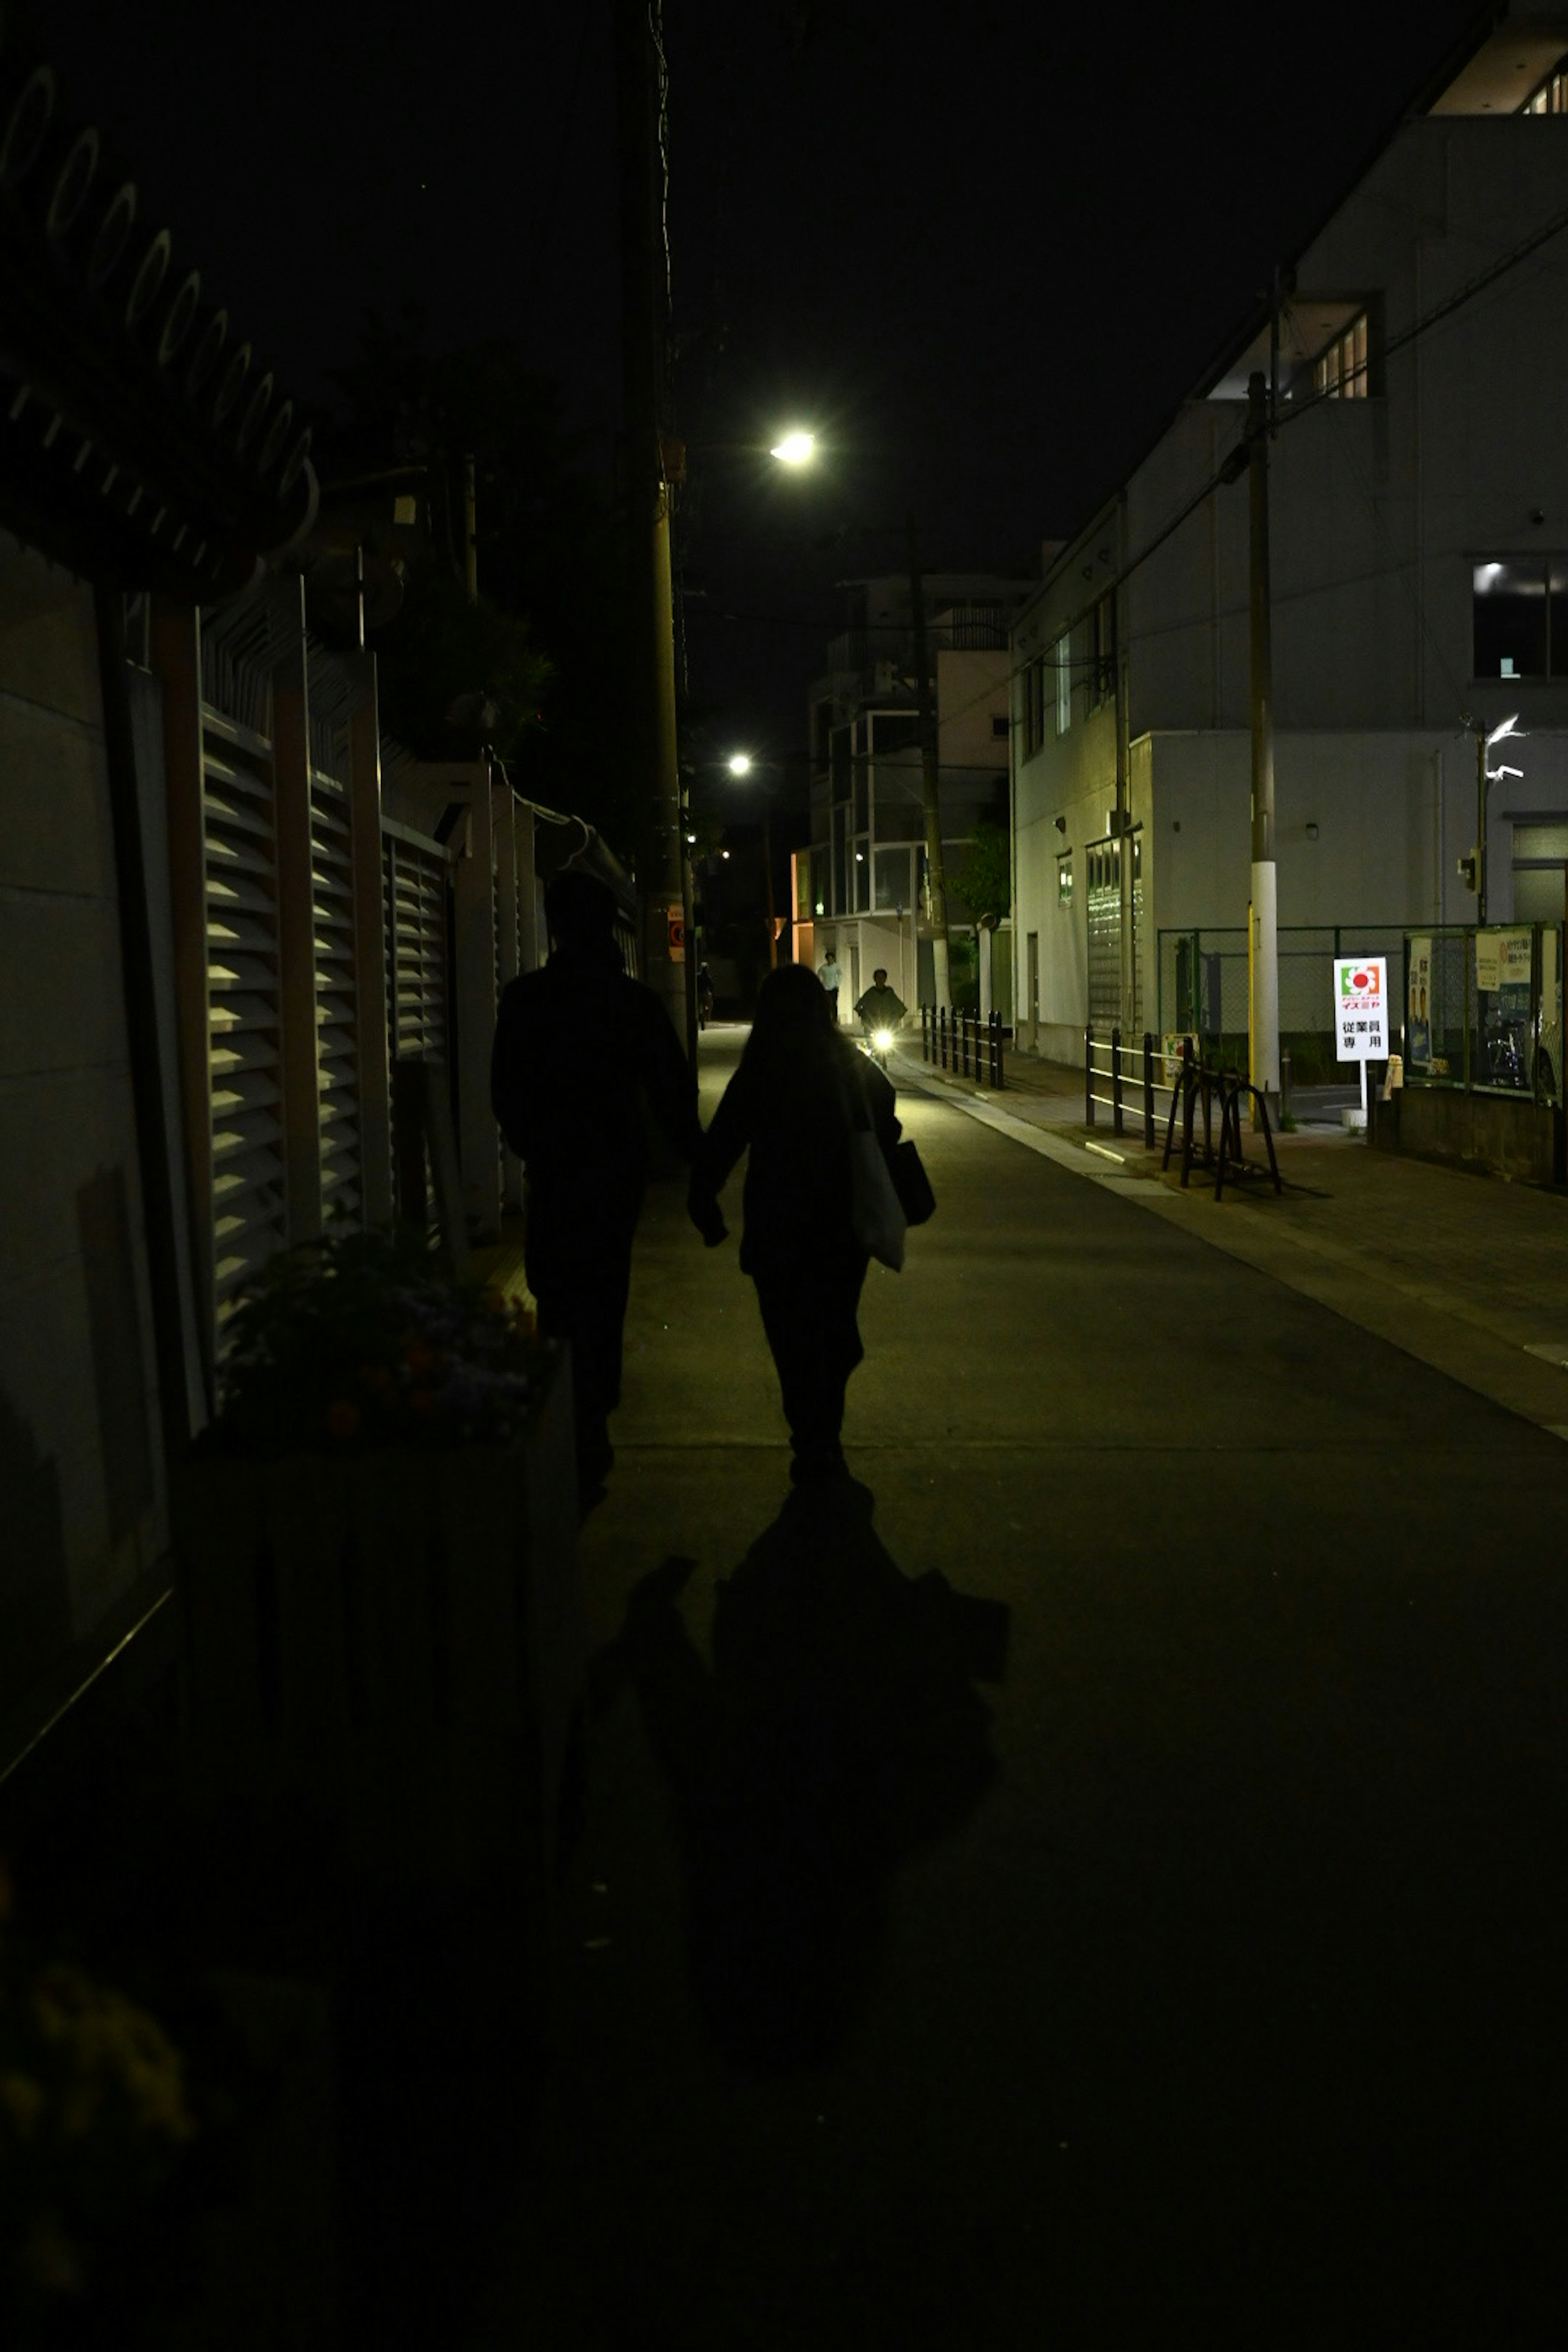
949 817 1011 926
323 311 639 851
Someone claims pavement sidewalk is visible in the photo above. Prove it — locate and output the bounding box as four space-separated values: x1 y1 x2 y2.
896 1042 1568 1441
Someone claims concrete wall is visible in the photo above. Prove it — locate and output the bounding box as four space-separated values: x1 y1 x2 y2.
936 647 1011 810
1378 1084 1566 1186
1124 118 1568 745
0 536 167 1728
1145 726 1568 934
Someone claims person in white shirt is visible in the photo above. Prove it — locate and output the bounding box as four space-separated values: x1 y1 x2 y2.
817 947 843 1022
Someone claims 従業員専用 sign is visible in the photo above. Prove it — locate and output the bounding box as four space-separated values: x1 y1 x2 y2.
1334 955 1388 1062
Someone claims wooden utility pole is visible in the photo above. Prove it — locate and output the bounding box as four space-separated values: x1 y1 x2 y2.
615 0 688 1054
761 792 778 968
909 513 951 1009
1247 369 1280 1119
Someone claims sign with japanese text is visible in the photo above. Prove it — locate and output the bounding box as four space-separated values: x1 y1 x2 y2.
1407 938 1432 1068
667 904 686 963
1474 927 1531 993
1335 955 1388 1062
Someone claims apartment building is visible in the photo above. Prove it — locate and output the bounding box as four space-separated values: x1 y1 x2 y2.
794 573 1031 1015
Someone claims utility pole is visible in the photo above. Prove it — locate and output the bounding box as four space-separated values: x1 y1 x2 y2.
1247 369 1281 1122
762 792 778 967
463 453 478 604
615 0 688 1055
909 514 951 1009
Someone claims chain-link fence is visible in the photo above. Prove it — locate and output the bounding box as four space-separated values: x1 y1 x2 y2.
1157 923 1566 1102
1404 925 1563 1102
1157 927 1398 1083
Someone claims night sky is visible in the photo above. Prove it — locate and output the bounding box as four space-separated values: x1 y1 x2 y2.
44 0 1486 776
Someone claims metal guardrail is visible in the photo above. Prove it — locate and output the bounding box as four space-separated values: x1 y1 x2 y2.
1082 1026 1282 1198
920 1006 1007 1088
1085 1025 1157 1147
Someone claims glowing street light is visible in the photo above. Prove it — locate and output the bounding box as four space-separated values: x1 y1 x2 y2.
769 430 816 466
727 752 753 776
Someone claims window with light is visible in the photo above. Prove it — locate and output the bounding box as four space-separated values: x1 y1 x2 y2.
1522 63 1568 112
1314 312 1369 401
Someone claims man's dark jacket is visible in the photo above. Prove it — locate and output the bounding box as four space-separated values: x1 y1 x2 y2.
491 944 699 1293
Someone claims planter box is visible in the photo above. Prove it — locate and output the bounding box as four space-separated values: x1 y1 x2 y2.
172 1343 583 1893
158 1973 339 2352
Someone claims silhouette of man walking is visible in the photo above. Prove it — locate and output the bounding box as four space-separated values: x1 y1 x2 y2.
492 869 699 1500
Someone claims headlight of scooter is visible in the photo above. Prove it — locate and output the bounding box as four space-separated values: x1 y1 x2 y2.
873 1028 894 1052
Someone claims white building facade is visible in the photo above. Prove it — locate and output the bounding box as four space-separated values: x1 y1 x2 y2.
1012 6 1568 1065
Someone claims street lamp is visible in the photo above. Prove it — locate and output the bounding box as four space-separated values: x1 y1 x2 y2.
769 430 816 466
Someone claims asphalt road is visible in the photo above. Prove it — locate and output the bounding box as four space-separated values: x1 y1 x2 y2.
476 1025 1568 2350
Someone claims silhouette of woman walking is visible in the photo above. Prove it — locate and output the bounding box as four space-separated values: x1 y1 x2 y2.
689 963 902 1483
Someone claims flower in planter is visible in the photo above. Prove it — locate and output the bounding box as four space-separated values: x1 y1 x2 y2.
202 1226 547 1458
0 1869 196 2331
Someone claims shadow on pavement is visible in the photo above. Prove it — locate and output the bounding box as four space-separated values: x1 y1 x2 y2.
593 1479 1008 2067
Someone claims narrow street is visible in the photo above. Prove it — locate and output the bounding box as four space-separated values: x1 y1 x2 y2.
477 1026 1568 2347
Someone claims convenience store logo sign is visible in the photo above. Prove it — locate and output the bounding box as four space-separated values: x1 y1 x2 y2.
1335 956 1388 1060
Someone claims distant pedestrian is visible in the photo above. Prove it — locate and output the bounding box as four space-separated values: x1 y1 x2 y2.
697 960 715 1029
492 869 700 1502
817 945 844 1024
688 962 902 1484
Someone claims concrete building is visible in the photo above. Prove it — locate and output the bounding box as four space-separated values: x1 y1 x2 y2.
1011 3 1568 1069
793 573 1031 1018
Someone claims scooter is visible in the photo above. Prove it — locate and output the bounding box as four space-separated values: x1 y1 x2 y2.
857 1020 898 1073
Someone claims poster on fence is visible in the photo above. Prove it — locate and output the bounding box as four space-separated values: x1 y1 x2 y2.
1162 1033 1196 1082
1474 927 1532 993
1407 938 1432 1069
1335 955 1388 1061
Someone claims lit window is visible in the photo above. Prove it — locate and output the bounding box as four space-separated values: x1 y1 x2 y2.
1314 312 1369 401
1054 631 1071 733
1522 64 1568 113
1057 850 1073 908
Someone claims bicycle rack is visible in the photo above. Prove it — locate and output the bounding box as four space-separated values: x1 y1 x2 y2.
1160 1045 1282 1201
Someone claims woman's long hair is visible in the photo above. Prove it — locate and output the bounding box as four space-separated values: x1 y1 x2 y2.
740 963 863 1134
